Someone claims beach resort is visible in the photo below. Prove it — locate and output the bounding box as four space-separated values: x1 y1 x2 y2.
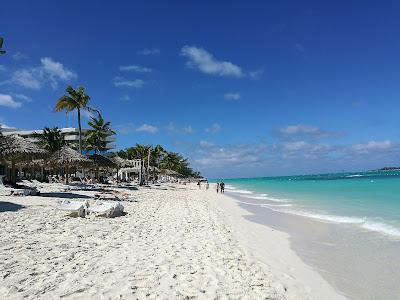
2 1 400 299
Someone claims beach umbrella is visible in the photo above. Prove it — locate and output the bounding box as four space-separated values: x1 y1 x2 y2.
47 146 92 183
110 156 128 167
48 146 91 167
88 154 117 179
88 154 116 168
110 156 130 181
0 134 47 184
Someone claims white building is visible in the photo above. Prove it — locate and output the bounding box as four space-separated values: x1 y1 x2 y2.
2 127 116 150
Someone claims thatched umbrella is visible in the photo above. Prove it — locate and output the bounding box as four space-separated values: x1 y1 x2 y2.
47 146 92 183
88 154 117 179
110 156 127 167
110 156 126 181
0 135 46 184
88 154 116 168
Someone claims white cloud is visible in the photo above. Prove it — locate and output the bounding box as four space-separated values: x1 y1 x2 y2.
351 140 394 154
283 141 309 151
119 65 152 73
199 140 214 148
165 122 194 135
183 125 194 134
119 95 131 101
165 122 177 134
189 135 400 178
113 77 145 88
11 69 41 89
0 94 22 108
40 57 77 86
0 123 14 129
138 48 160 55
249 68 264 79
13 93 32 102
181 46 244 78
194 142 266 169
115 122 135 134
224 92 241 101
276 124 342 140
205 123 221 134
6 57 77 90
12 51 29 61
136 124 158 134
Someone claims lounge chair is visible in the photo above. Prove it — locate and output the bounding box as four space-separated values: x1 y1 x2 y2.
59 199 89 217
87 200 124 217
0 177 36 196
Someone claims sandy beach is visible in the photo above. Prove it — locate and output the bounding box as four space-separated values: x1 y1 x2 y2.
0 183 344 299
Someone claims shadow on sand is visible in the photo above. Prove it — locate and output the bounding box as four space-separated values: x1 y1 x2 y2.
40 192 92 199
0 201 25 212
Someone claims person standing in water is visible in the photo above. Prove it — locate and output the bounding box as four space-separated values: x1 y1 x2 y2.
220 181 225 194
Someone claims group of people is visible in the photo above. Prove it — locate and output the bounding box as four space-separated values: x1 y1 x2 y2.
197 180 210 190
196 180 225 193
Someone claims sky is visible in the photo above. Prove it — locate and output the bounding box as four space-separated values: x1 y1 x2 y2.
1 0 400 178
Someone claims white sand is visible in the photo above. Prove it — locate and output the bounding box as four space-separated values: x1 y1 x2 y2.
0 184 344 299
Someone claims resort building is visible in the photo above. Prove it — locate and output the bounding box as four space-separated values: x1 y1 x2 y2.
1 127 116 150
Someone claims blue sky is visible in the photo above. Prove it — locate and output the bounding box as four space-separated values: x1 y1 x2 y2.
1 0 400 178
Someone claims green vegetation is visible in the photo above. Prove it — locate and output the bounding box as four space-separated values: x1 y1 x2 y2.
84 114 115 153
33 127 66 153
117 144 200 178
54 85 97 154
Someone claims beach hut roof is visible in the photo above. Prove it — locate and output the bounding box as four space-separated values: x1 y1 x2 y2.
110 156 125 166
88 153 117 168
110 156 138 167
48 146 91 167
0 134 46 161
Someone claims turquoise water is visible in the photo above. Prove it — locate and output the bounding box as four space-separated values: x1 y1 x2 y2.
217 171 400 237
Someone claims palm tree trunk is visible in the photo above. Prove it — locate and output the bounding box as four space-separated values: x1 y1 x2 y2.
77 108 82 154
11 159 16 185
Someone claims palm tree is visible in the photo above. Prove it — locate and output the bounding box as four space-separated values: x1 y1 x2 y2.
152 144 165 168
84 114 115 154
54 85 97 153
160 152 181 171
33 127 65 153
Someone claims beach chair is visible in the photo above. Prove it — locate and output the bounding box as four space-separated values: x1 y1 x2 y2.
87 200 124 217
0 177 33 196
59 199 89 217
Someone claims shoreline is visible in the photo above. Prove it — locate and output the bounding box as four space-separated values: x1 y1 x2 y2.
212 190 345 299
223 190 400 299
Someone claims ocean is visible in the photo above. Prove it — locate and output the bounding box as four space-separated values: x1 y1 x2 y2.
219 170 400 238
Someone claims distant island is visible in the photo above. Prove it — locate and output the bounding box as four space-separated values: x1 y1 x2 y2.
372 167 400 171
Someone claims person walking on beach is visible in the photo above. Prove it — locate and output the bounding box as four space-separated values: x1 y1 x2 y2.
206 181 209 190
197 181 201 190
216 182 220 193
220 181 225 194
